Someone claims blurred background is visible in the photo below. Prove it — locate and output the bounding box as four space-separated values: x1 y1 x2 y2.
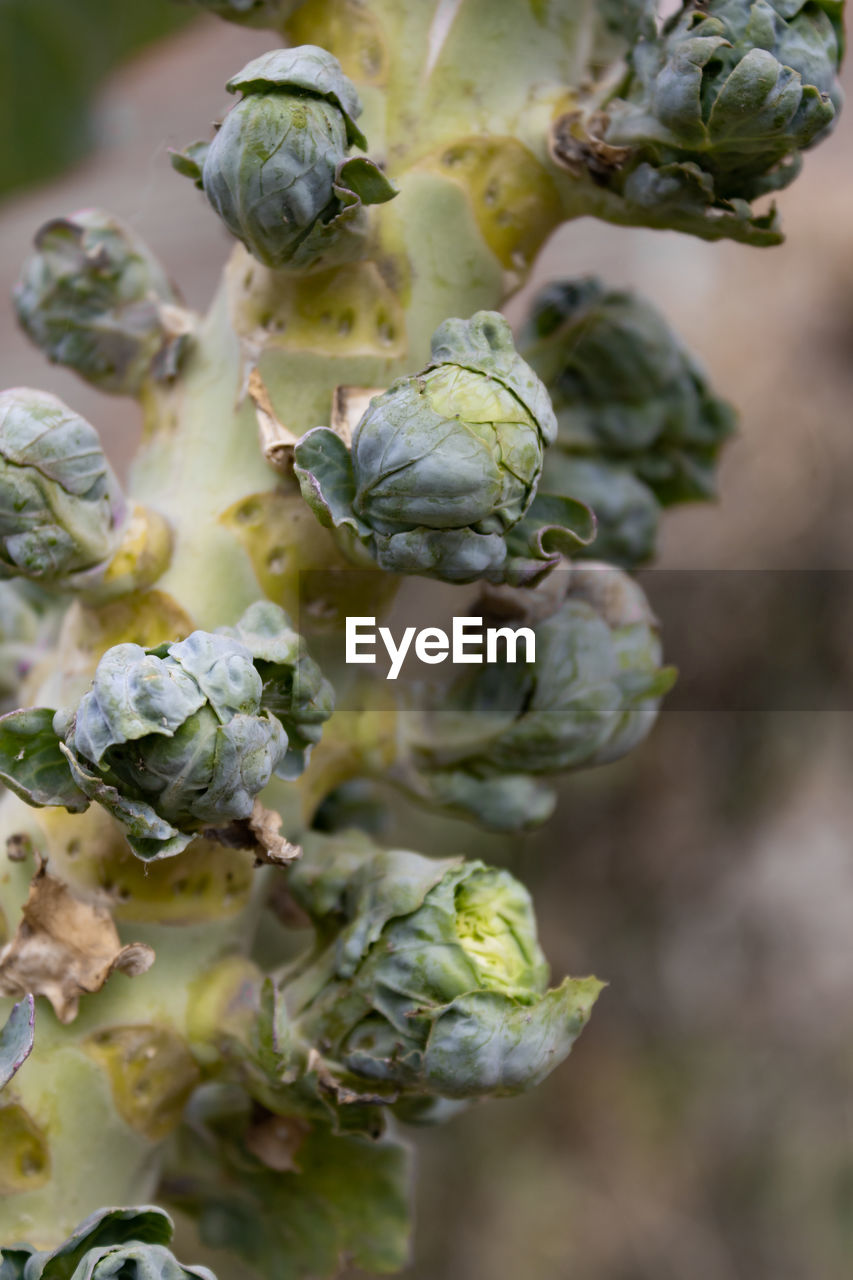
2 5 853 1278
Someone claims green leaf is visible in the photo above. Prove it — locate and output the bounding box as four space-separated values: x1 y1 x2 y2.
337 156 398 206
415 769 557 830
423 976 605 1098
0 1248 35 1280
225 46 368 148
334 849 462 978
60 745 191 862
169 141 209 188
177 1127 412 1280
253 978 295 1080
167 632 262 724
429 311 557 444
71 643 206 764
0 708 87 811
11 1205 218 1280
293 428 361 535
0 995 34 1091
504 492 597 585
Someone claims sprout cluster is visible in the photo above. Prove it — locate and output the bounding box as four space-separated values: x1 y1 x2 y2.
14 210 192 397
295 311 594 584
172 47 397 272
600 0 844 230
522 278 736 565
0 603 333 860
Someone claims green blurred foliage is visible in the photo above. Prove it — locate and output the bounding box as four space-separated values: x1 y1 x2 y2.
0 0 191 199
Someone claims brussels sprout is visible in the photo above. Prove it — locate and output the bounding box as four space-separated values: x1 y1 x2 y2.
0 603 333 860
523 278 736 528
295 311 595 584
171 47 397 272
0 1205 216 1279
599 0 843 225
401 564 676 829
278 834 602 1104
0 389 126 587
13 210 193 396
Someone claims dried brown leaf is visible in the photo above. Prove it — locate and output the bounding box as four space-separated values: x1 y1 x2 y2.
248 800 302 868
0 860 155 1024
203 800 301 868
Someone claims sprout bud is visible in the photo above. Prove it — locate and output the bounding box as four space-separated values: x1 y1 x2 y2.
280 835 602 1103
522 278 736 563
600 0 844 226
295 312 595 584
14 210 193 397
0 603 334 860
402 563 676 828
171 46 397 273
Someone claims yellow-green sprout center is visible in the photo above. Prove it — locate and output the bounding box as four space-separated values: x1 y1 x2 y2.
453 868 547 1000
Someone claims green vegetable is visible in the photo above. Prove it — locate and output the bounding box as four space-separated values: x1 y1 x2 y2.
295 311 594 584
523 278 736 529
0 0 842 1270
171 46 397 272
0 603 333 859
402 564 676 828
14 210 193 396
602 0 843 225
276 834 602 1103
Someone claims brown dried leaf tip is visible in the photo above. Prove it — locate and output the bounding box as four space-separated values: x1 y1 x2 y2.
248 366 299 474
0 858 155 1024
549 110 629 185
248 800 302 868
204 799 301 867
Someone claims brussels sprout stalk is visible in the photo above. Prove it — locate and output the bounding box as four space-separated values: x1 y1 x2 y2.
0 0 842 1275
